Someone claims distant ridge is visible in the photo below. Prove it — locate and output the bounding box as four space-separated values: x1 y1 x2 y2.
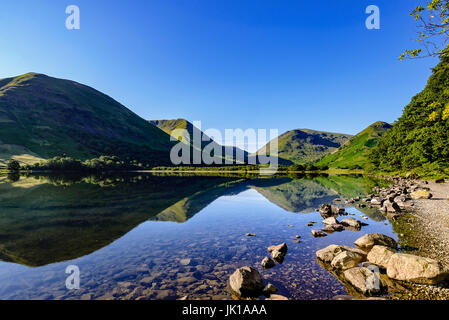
255 128 352 164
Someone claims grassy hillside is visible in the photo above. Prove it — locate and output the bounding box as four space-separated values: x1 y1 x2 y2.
369 56 449 174
150 118 255 164
0 73 175 165
255 129 352 164
317 121 392 169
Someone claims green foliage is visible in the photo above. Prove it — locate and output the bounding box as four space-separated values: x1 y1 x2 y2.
317 121 392 169
25 155 147 172
401 0 449 59
288 164 305 171
369 55 449 173
6 160 20 172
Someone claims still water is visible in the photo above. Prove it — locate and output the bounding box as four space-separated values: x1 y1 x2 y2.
0 173 395 300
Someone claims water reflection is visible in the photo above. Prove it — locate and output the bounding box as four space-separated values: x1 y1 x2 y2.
0 172 394 300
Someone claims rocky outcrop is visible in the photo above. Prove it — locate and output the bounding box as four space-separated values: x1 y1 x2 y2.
386 253 448 285
229 266 264 297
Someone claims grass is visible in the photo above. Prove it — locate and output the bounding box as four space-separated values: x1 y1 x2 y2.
317 121 392 169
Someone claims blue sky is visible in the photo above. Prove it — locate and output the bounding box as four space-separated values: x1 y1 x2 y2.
0 0 439 151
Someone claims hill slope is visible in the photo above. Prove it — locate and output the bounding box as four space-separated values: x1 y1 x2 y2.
0 73 175 165
255 129 352 164
150 118 251 164
369 56 449 173
317 121 392 169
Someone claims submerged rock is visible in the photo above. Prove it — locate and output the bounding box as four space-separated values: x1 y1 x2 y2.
354 233 397 251
386 253 448 285
311 230 327 238
229 266 264 297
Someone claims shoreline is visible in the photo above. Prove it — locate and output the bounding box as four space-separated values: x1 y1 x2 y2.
381 178 449 299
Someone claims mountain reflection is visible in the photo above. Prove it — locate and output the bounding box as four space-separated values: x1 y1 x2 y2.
0 173 375 267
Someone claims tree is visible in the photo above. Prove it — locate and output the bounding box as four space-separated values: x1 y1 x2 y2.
6 160 20 172
401 0 449 59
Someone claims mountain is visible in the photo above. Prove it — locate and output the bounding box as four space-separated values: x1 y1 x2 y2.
317 121 392 169
255 129 352 164
0 73 175 165
369 56 449 173
150 118 252 164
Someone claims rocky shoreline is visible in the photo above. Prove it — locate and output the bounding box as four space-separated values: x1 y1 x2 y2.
318 176 449 300
227 176 449 300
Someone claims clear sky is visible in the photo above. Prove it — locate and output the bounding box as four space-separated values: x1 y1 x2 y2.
0 0 439 151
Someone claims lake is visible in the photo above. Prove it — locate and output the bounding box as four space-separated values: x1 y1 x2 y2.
0 173 396 300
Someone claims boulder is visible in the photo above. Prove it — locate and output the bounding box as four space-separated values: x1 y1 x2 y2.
343 267 383 295
316 245 367 263
271 250 286 263
311 230 327 238
331 250 366 270
229 266 264 297
268 243 288 254
354 233 397 251
323 217 339 225
382 200 401 213
322 224 344 233
261 257 275 269
367 245 396 269
410 190 433 200
268 243 288 263
331 205 345 215
319 204 333 217
340 218 362 229
319 204 344 218
386 253 448 285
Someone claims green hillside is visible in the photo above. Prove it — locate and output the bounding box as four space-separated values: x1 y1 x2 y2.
369 56 449 174
150 118 252 164
0 73 175 165
317 121 392 169
255 129 352 164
